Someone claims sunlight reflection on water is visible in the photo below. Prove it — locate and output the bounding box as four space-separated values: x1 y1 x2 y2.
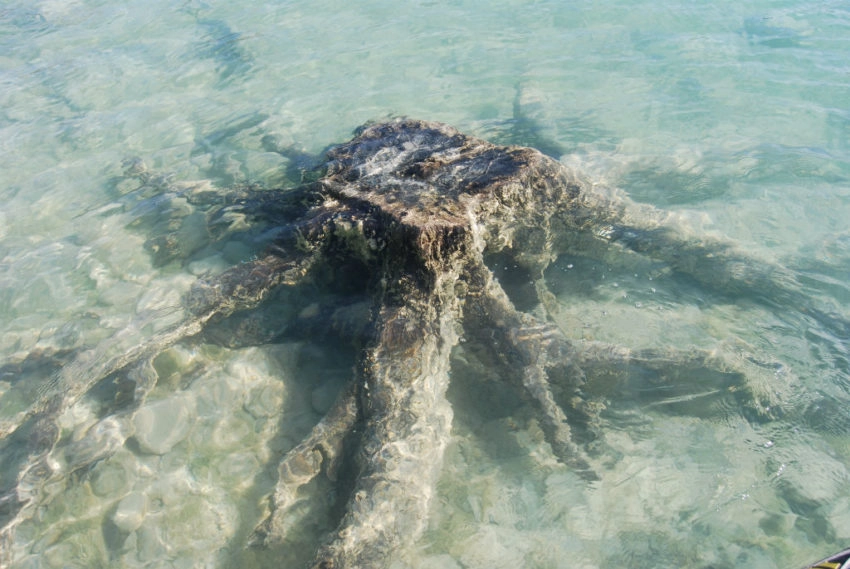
1 1 849 568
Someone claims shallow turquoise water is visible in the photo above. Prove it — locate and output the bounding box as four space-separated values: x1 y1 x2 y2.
1 1 849 567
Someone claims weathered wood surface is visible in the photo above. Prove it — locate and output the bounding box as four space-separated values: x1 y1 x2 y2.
2 119 844 567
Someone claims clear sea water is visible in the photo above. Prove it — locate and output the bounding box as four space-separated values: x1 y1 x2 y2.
1 0 849 568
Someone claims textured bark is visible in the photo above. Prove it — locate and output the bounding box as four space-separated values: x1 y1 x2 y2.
2 119 840 567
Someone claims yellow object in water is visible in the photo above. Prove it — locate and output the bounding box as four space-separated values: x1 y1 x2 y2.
804 548 850 569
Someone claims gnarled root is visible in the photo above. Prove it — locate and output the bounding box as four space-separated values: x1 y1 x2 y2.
306 286 461 569
464 259 598 476
570 339 791 423
464 257 787 479
250 382 360 547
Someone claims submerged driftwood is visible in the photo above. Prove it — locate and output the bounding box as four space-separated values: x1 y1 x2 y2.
1 119 843 567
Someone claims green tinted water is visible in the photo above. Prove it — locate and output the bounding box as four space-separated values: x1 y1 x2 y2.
1 1 849 567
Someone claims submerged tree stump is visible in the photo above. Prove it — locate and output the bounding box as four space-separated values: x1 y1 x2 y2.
3 119 844 568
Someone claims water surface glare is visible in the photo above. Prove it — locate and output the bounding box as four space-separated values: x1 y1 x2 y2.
1 1 850 568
